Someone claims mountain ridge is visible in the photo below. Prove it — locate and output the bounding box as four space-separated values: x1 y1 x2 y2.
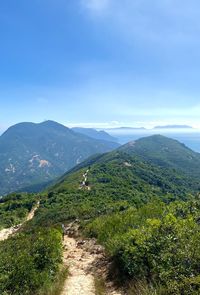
49 134 200 202
71 127 118 142
120 134 200 177
0 120 120 195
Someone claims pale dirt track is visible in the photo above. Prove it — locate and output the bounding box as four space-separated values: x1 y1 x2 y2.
0 201 40 241
61 236 96 295
61 171 124 295
61 228 124 295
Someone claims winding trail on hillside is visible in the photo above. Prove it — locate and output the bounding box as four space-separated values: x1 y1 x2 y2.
61 223 124 295
79 169 91 190
62 171 124 294
0 201 40 241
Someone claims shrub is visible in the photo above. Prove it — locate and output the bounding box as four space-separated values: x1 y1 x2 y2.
0 228 63 295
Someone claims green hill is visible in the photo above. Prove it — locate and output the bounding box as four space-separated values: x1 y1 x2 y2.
1 135 200 294
0 120 119 195
120 134 200 178
31 135 200 294
32 135 200 228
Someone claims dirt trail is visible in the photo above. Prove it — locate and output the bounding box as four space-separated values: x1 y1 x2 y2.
61 236 96 295
61 224 124 295
0 201 40 242
26 201 40 221
79 169 91 190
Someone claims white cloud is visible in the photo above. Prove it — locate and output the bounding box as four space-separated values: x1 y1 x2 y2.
81 0 200 48
81 0 111 13
65 120 122 129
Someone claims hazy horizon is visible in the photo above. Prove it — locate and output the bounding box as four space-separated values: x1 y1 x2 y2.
1 120 200 135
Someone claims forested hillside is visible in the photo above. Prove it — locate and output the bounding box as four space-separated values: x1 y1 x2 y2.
120 135 200 178
0 120 119 196
1 135 200 294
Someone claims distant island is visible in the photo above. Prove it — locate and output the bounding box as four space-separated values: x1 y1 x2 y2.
153 125 193 129
108 127 146 130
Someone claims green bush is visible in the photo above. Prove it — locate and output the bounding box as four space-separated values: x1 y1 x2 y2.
86 199 200 294
0 228 63 295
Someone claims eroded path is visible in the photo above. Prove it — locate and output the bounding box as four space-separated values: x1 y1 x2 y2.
79 169 91 190
0 227 19 241
61 225 124 295
0 201 40 241
61 236 96 295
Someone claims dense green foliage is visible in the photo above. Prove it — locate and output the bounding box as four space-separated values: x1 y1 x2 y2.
86 198 200 294
0 120 119 195
0 192 65 295
0 193 37 229
0 227 63 295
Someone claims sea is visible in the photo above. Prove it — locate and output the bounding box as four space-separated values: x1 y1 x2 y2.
106 128 200 153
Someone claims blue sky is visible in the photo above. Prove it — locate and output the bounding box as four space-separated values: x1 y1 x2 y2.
1 0 200 132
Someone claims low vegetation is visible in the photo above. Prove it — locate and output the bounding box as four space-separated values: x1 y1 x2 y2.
1 135 200 294
86 197 200 294
0 192 37 229
0 226 64 295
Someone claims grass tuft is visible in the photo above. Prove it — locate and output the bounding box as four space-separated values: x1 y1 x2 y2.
38 267 68 295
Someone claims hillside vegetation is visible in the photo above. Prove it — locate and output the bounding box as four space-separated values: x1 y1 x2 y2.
120 135 200 178
0 193 37 229
0 226 63 295
0 120 119 195
1 135 200 294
